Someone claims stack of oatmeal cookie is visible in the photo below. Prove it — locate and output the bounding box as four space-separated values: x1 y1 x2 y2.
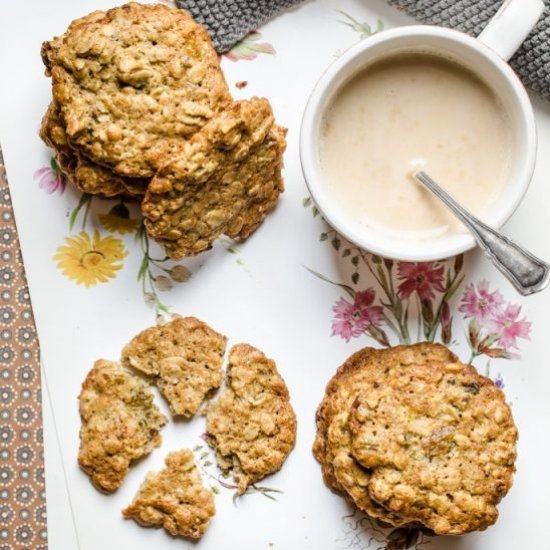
314 343 518 535
40 2 286 258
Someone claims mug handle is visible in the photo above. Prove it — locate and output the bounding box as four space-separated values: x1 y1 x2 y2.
478 0 545 61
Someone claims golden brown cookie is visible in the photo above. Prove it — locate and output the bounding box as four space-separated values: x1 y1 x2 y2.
121 316 227 418
224 124 286 240
206 344 296 493
41 10 106 74
350 359 517 535
123 449 215 539
313 344 458 526
141 98 285 259
78 359 167 493
39 103 148 199
44 3 232 177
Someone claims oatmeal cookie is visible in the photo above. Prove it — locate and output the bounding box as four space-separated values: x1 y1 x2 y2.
121 316 227 418
123 449 215 539
313 344 457 525
41 10 106 74
206 344 296 493
142 98 285 258
40 103 148 198
224 124 286 240
78 359 167 493
350 359 517 535
44 3 232 177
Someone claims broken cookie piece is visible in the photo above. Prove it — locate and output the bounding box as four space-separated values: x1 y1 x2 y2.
121 316 227 418
123 449 215 539
78 359 167 493
206 344 296 493
141 98 286 258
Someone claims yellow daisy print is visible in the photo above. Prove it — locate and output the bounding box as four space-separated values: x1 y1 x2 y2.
98 213 140 235
54 231 128 287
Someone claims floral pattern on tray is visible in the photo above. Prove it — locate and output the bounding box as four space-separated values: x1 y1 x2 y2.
34 156 251 315
303 196 531 549
303 198 531 373
224 32 275 62
33 161 197 314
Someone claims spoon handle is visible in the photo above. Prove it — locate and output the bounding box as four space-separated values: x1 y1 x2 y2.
415 171 550 296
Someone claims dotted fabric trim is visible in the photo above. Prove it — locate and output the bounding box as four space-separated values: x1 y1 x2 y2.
0 148 47 549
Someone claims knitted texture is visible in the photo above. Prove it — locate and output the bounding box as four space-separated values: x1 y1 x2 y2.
388 0 550 100
175 0 304 52
176 0 550 99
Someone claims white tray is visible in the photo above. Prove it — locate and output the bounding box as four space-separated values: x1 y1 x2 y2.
1 0 550 548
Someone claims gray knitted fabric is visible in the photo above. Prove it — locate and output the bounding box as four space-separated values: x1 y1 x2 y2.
388 0 550 99
176 0 550 100
175 0 304 52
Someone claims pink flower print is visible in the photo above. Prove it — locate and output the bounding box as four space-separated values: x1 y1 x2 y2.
354 289 384 326
34 158 66 195
224 32 275 62
488 304 531 351
331 298 363 342
459 280 504 323
396 262 445 301
331 288 383 342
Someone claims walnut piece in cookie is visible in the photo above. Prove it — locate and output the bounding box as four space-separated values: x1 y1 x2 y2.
78 359 167 493
121 316 227 418
123 449 215 539
141 98 286 259
350 359 518 535
44 2 232 177
39 103 148 199
313 343 458 526
206 344 297 493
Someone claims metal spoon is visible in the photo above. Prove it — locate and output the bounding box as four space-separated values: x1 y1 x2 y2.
414 170 549 296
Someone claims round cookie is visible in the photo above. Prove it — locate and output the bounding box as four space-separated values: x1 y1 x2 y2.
45 3 232 177
313 343 458 525
350 359 517 535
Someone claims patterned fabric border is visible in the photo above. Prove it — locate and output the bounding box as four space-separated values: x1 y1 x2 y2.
0 147 47 549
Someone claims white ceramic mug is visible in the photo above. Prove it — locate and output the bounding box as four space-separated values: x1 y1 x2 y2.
300 0 545 261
